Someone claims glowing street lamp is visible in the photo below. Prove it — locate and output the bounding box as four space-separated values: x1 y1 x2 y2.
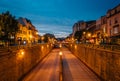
17 49 25 59
30 35 33 39
88 33 91 37
59 43 62 48
36 32 38 35
83 31 86 35
59 51 62 56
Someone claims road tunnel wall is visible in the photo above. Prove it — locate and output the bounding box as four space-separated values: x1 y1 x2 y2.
67 43 120 81
0 43 53 81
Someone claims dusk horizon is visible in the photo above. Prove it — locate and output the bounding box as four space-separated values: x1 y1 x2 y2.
0 0 120 38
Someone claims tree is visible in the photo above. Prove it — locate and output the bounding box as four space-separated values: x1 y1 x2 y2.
0 11 19 44
43 33 55 43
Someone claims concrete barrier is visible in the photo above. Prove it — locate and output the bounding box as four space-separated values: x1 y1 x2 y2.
67 43 120 81
0 43 53 81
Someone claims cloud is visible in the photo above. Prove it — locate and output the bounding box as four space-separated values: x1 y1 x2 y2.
34 24 72 38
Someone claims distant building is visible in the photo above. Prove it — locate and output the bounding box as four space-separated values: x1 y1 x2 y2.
106 4 120 44
72 20 95 36
101 16 108 43
16 17 39 45
85 20 96 43
72 4 120 45
72 20 85 36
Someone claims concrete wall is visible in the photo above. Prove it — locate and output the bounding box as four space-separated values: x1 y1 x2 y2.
68 43 120 81
0 44 53 81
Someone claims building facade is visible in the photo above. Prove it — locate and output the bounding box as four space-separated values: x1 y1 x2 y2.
16 17 39 45
106 4 120 44
72 20 86 36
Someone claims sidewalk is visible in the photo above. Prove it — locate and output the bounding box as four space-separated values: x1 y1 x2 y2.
62 47 101 81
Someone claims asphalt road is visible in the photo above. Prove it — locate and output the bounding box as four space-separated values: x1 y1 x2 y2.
22 47 100 81
22 49 60 81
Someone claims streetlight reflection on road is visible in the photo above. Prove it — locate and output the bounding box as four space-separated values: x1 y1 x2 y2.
59 51 63 81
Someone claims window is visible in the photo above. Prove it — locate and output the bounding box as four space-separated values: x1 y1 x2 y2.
114 17 118 24
109 20 111 26
103 26 106 33
110 29 112 36
113 26 119 34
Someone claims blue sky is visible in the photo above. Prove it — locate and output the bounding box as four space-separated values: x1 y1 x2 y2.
0 0 120 38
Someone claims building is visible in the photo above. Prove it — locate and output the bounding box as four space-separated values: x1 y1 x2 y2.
85 20 96 43
106 4 120 44
101 16 108 43
72 20 86 36
16 17 39 45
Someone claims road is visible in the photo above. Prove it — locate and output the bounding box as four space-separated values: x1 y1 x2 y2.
22 49 60 81
22 47 100 81
62 47 100 81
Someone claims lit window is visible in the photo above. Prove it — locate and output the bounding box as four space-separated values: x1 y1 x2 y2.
113 27 119 34
103 26 106 33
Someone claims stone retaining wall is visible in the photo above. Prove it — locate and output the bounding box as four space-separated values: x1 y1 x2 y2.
68 43 120 81
0 44 53 81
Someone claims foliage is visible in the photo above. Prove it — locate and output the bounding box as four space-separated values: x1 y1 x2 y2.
43 33 55 42
0 11 18 42
74 30 86 41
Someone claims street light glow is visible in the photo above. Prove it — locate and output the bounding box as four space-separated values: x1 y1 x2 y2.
88 33 91 37
75 45 77 49
41 46 44 49
83 32 86 34
36 32 38 35
59 51 62 56
30 35 33 38
59 44 62 48
17 49 25 59
47 44 49 48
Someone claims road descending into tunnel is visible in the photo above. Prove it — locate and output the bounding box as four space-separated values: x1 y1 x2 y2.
22 47 101 81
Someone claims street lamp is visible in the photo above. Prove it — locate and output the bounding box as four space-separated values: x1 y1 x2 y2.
83 31 86 35
17 49 25 59
36 32 38 35
59 43 62 48
59 51 62 56
88 33 91 37
87 33 91 43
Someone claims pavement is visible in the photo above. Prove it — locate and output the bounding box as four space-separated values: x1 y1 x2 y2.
22 47 101 81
